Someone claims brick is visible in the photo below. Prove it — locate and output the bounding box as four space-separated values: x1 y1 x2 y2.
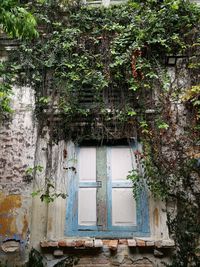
155 239 175 248
85 240 94 247
133 265 153 267
155 240 162 248
146 241 155 247
94 239 103 248
40 241 49 248
119 239 128 245
49 242 58 247
109 240 118 251
78 257 92 264
127 239 136 247
66 240 76 247
92 257 109 264
75 240 85 247
53 249 63 257
132 259 153 267
76 265 110 267
136 239 146 247
161 239 175 247
102 240 110 246
58 240 67 247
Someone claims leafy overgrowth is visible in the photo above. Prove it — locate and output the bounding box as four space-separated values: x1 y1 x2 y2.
2 0 200 266
0 0 38 39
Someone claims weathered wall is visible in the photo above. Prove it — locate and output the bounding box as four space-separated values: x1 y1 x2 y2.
0 85 37 265
0 42 173 266
30 133 172 267
40 244 173 267
0 84 174 266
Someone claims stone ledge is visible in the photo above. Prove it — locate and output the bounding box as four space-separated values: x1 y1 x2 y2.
40 238 175 250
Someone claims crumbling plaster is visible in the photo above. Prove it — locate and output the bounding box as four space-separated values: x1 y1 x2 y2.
0 85 37 265
0 83 172 266
0 47 181 267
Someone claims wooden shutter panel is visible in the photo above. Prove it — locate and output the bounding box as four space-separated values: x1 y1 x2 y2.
112 188 136 226
109 147 137 227
78 188 97 226
78 147 97 226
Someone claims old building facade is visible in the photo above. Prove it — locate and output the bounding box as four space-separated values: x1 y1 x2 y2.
0 1 200 266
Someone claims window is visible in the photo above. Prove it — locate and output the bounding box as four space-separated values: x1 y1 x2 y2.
65 142 149 238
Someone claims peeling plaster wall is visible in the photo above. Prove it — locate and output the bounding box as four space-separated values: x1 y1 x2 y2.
0 85 173 266
0 78 173 266
31 134 68 249
31 135 172 267
0 85 37 265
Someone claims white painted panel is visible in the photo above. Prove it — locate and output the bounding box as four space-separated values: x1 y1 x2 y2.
78 188 97 226
79 147 96 181
110 147 136 180
112 188 136 226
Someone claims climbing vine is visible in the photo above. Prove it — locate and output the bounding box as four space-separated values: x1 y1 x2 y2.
1 0 200 266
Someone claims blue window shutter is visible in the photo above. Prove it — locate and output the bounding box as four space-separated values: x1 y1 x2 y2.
65 143 150 237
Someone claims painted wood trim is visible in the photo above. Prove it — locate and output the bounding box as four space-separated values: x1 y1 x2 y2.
96 146 108 231
65 142 77 234
112 181 133 188
66 230 150 238
65 142 150 237
79 181 99 188
77 147 97 231
107 145 139 232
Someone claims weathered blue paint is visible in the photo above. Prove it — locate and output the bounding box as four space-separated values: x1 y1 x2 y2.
112 181 133 188
66 230 150 238
79 181 100 188
65 143 77 234
65 142 150 238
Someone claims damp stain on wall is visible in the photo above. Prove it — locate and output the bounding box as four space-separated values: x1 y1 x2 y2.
0 194 22 237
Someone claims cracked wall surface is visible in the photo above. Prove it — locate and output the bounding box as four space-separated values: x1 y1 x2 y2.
0 83 173 266
0 85 37 265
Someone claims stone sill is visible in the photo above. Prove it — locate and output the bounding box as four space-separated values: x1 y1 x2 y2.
40 238 175 251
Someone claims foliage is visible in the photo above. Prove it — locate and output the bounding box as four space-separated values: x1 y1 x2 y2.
5 0 199 135
0 0 38 121
0 0 38 39
0 62 13 120
27 165 67 203
167 201 200 267
28 249 44 267
2 0 200 265
27 248 78 267
183 85 200 125
53 256 78 267
38 178 67 203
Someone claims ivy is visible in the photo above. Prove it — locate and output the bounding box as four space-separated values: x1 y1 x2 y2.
0 0 38 39
2 0 200 265
0 62 13 120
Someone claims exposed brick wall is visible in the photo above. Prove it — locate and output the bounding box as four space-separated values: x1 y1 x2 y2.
41 244 171 267
0 86 36 191
0 86 37 265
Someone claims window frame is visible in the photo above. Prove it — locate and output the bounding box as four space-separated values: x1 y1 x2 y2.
65 142 150 238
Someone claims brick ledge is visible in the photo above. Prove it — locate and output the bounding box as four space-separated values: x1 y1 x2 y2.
40 238 175 251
